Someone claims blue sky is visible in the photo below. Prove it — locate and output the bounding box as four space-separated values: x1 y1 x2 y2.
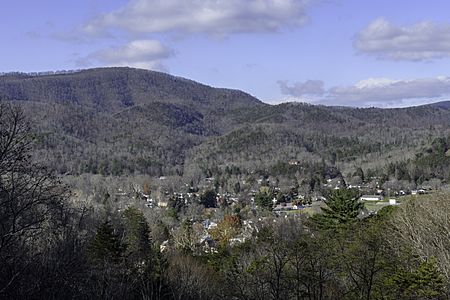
2 0 450 107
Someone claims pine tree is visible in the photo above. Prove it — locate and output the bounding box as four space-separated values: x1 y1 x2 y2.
312 188 363 229
123 207 151 260
200 190 217 208
387 259 446 299
255 187 273 210
88 221 124 264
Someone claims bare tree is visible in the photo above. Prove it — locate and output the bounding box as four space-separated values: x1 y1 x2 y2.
388 193 450 279
0 104 66 297
166 252 221 300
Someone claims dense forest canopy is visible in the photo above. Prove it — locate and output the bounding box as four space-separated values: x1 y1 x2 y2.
1 67 450 185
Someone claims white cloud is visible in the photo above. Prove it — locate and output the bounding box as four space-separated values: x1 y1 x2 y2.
354 18 450 61
77 39 174 71
328 77 450 106
84 0 311 36
277 79 325 96
279 76 450 107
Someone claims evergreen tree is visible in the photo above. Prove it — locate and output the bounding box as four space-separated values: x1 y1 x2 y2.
200 190 217 208
234 181 241 194
312 188 363 229
354 167 365 182
387 259 446 299
88 221 124 264
254 188 273 210
123 207 151 260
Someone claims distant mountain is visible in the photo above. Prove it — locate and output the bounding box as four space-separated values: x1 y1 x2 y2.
0 67 263 133
0 67 267 175
1 67 450 180
426 101 450 110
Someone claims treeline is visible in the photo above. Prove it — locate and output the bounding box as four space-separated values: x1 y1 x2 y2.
0 69 83 77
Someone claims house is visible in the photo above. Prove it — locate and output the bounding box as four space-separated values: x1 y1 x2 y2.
158 200 168 207
360 195 383 201
229 236 246 246
273 202 300 211
202 219 218 230
199 235 216 253
207 221 218 230
288 160 301 166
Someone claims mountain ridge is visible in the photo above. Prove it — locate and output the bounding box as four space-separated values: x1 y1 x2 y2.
425 100 450 110
1 67 450 181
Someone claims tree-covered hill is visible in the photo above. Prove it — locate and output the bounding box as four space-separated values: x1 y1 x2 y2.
1 67 450 179
426 100 450 110
0 67 263 113
186 102 450 178
0 68 266 175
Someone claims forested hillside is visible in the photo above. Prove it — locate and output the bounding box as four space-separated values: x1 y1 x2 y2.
0 68 264 175
1 67 450 182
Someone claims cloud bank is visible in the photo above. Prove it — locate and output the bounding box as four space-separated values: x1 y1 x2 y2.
279 76 450 107
84 0 311 36
73 0 313 71
354 18 450 61
78 39 174 71
277 80 325 96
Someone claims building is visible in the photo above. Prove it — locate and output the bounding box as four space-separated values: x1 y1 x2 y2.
389 199 397 205
360 195 383 201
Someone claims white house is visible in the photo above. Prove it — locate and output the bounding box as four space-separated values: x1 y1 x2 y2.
360 195 383 201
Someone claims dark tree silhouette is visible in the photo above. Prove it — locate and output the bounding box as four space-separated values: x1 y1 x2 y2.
0 104 67 297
